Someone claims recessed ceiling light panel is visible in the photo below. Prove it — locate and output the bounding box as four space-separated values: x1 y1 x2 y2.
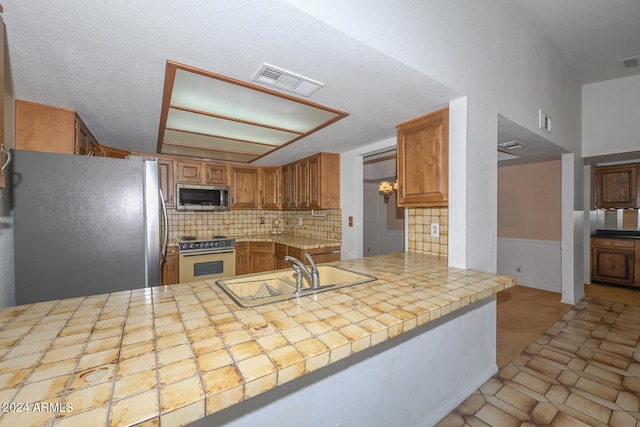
252 63 324 97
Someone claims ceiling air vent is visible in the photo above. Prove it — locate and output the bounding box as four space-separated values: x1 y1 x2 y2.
618 55 640 68
498 140 525 150
252 64 324 97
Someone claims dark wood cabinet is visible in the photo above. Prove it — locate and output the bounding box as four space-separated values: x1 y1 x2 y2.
274 243 288 270
591 238 639 287
162 247 179 285
594 163 640 209
396 107 448 207
287 246 341 265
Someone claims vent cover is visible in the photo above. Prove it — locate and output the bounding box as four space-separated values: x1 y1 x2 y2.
498 140 525 150
252 64 324 97
618 55 640 68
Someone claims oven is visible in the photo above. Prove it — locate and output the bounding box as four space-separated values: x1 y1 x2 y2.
178 236 236 282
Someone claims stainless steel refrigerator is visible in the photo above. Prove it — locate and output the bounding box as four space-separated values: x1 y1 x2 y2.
11 150 165 305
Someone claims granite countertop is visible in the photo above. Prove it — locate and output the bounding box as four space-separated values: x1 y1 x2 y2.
232 233 341 249
0 252 515 427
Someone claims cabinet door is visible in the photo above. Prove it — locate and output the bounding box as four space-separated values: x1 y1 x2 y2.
595 164 639 208
261 167 281 209
176 160 202 183
204 164 227 185
297 160 310 208
230 167 259 209
282 164 297 209
99 145 130 159
235 243 250 276
15 100 76 154
591 247 635 286
159 159 175 208
274 243 288 270
75 117 93 155
251 251 275 273
308 155 321 208
162 248 179 285
397 108 448 207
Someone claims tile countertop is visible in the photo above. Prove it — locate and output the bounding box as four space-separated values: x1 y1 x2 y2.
231 233 341 249
0 252 515 427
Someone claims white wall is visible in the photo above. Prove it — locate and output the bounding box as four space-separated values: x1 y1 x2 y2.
583 75 640 158
289 0 582 274
199 297 498 427
497 239 561 292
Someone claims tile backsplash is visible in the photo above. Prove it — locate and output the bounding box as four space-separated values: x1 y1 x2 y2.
407 207 448 257
166 209 342 241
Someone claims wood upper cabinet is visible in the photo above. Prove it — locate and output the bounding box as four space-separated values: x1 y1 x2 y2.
594 163 640 209
97 144 130 159
176 160 228 185
591 238 638 286
396 107 449 207
282 152 340 210
230 166 259 209
260 167 281 209
158 159 175 208
282 163 297 209
16 100 101 156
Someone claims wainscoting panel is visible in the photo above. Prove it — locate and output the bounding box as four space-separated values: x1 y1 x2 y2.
497 238 561 292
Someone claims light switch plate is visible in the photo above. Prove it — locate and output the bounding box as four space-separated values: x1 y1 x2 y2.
431 223 440 237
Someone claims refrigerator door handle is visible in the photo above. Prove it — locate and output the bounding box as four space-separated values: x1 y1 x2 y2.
160 188 168 263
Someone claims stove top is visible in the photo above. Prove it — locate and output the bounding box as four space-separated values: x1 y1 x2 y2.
177 235 235 253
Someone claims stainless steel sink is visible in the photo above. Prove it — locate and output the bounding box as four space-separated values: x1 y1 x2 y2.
215 265 377 308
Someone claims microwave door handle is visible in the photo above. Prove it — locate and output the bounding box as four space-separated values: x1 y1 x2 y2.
159 188 168 262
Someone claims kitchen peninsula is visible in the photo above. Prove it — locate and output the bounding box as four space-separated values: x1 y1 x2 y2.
0 252 515 427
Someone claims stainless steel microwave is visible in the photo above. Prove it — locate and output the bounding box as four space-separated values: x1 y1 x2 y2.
176 184 230 211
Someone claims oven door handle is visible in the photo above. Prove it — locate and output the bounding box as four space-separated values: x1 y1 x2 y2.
181 250 235 257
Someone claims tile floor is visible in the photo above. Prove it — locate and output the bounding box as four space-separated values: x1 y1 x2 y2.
437 296 640 426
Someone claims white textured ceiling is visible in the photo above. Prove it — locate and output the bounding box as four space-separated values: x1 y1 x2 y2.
3 1 639 165
513 0 640 84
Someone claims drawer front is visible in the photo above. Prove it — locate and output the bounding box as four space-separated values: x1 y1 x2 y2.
250 242 274 252
591 238 635 249
274 243 288 257
235 242 248 251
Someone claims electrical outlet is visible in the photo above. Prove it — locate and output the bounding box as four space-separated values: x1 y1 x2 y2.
298 217 303 226
430 223 440 237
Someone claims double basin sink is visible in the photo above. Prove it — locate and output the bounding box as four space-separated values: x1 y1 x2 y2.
216 265 377 307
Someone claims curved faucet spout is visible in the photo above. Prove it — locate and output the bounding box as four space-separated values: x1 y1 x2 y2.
285 254 320 289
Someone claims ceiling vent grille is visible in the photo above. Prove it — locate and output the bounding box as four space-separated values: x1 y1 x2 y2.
498 140 525 150
252 64 324 97
619 55 640 68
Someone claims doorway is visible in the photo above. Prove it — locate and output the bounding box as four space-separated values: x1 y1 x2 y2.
363 151 405 257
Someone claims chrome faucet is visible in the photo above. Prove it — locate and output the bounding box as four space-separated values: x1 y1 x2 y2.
285 252 320 290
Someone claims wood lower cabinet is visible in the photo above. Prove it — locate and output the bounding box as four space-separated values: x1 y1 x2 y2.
235 242 250 276
162 247 179 285
274 243 288 270
594 163 640 209
396 107 449 207
591 238 639 287
250 242 275 273
286 246 341 265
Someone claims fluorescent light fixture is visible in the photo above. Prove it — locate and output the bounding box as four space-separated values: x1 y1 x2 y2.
157 61 348 163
